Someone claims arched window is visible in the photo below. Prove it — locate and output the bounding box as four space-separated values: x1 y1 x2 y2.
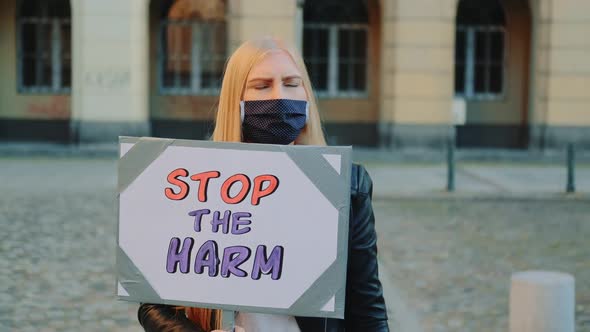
303 0 368 97
158 0 227 95
455 0 506 98
17 0 71 93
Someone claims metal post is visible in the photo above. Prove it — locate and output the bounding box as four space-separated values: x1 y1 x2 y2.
447 137 455 192
566 143 575 193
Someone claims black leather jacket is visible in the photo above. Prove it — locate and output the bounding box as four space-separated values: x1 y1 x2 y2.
138 164 389 332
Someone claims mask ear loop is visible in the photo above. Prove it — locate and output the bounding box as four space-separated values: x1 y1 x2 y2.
239 101 245 123
305 102 309 124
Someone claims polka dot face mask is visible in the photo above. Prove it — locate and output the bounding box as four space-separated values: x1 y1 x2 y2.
240 99 309 145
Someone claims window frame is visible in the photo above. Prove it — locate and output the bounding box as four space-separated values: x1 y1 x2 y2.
157 19 226 96
16 4 71 94
455 25 507 101
304 22 369 99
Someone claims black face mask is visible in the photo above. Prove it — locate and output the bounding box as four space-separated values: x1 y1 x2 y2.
240 99 308 145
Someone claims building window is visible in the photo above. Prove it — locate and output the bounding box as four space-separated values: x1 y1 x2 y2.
455 0 506 99
455 26 505 98
17 0 71 94
158 0 227 95
303 0 369 98
304 24 367 97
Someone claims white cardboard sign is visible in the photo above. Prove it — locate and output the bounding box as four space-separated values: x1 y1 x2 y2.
116 137 352 318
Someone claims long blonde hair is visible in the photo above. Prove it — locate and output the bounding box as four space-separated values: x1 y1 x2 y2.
211 37 326 146
184 37 326 331
185 307 221 331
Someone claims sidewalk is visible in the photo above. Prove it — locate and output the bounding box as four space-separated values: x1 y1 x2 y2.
1 146 588 331
357 147 590 200
364 162 590 200
1 142 589 199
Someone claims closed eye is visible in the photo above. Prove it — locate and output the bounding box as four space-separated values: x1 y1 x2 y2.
247 78 273 90
284 77 302 88
254 84 270 90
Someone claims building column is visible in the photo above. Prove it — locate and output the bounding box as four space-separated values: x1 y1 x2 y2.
71 0 150 142
537 0 590 149
227 0 297 52
380 0 456 149
527 0 546 150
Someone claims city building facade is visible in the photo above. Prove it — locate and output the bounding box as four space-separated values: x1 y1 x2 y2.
0 0 588 149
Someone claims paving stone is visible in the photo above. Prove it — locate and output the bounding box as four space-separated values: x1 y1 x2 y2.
1 157 588 331
375 199 590 331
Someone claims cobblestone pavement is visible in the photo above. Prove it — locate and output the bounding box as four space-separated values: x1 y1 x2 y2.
1 157 588 331
0 158 140 332
375 198 590 332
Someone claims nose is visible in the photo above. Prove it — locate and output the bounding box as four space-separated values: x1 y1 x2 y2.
270 83 284 100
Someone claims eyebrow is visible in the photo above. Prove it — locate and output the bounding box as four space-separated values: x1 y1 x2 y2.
282 75 302 81
247 75 302 83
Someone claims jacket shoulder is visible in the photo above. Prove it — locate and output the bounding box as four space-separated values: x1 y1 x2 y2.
350 163 373 197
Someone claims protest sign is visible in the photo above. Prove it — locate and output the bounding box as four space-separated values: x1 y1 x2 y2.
116 137 352 318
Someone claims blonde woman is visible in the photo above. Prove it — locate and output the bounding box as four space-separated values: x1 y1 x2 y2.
138 37 389 332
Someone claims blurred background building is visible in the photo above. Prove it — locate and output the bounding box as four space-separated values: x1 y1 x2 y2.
0 0 588 149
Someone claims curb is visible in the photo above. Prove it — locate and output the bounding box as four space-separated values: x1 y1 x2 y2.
373 192 590 202
0 143 118 158
1 143 590 163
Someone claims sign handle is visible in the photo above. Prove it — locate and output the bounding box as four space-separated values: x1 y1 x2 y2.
221 310 235 331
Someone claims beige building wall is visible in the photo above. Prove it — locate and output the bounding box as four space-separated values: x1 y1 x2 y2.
317 0 381 135
528 0 590 147
148 0 298 139
381 0 589 148
1 0 589 147
544 0 590 136
144 0 590 148
544 0 590 126
71 0 150 141
147 0 219 124
380 0 456 147
228 0 298 51
529 0 552 146
0 1 71 121
464 0 531 125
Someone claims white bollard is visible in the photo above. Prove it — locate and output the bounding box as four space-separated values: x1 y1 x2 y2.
510 270 575 332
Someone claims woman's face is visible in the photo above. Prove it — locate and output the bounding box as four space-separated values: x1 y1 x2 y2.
242 50 307 102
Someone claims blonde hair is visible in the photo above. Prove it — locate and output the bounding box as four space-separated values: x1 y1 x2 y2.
211 37 326 146
184 37 326 331
185 307 221 331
